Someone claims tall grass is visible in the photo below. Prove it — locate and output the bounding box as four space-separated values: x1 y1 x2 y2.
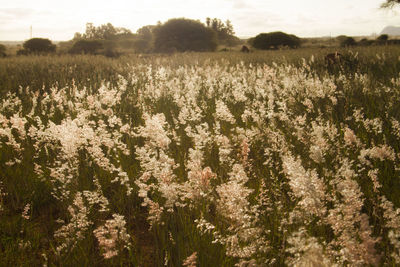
0 46 400 266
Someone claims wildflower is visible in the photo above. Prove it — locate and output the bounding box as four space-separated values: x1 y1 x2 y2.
359 145 396 163
240 138 250 166
215 100 236 124
391 119 400 139
54 192 92 254
282 154 326 217
286 228 334 267
21 203 31 220
380 196 400 263
93 214 131 259
343 127 361 147
10 114 27 139
327 159 380 265
182 252 197 267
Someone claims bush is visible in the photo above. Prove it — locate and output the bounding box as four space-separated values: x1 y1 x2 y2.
16 49 29 56
69 40 103 55
0 44 6 57
336 35 348 43
247 37 255 46
252 32 301 50
103 48 120 58
358 38 374 46
132 39 152 53
153 18 218 53
340 37 357 47
21 38 56 54
377 34 389 41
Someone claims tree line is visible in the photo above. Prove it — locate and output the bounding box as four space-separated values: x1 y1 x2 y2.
12 18 306 56
5 0 400 58
13 18 242 56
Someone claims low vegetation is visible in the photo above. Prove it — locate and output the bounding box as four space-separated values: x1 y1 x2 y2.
17 38 56 55
251 31 301 50
0 46 400 266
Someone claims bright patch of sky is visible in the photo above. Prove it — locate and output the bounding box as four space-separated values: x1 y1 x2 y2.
0 0 399 40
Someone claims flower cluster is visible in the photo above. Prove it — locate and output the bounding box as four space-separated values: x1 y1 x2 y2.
93 214 131 259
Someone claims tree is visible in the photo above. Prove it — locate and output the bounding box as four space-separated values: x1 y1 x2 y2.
69 23 136 55
153 18 217 53
340 37 357 47
137 25 157 41
358 38 374 46
377 34 389 41
132 39 150 53
0 44 6 57
381 0 400 8
252 32 301 50
336 35 349 43
21 38 56 54
69 39 103 54
205 18 239 46
82 23 133 40
133 25 158 53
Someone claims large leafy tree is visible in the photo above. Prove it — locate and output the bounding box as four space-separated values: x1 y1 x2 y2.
22 38 56 54
205 18 240 46
252 32 301 50
77 23 134 41
68 22 135 55
132 25 158 53
381 0 400 8
69 40 103 54
153 18 217 53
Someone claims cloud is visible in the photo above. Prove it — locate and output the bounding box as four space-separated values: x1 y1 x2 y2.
0 8 35 19
231 0 249 9
230 8 287 36
0 8 35 26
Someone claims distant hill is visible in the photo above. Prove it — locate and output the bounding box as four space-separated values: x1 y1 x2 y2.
0 41 23 46
380 26 400 36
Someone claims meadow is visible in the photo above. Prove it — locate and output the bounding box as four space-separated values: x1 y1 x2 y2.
0 46 400 266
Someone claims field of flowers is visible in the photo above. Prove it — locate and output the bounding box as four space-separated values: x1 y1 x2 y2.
1 47 400 266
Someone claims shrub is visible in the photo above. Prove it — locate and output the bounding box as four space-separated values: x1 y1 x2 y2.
69 40 103 55
358 38 374 46
252 32 301 50
377 34 389 41
340 37 357 47
0 44 6 57
131 39 151 53
153 18 218 53
21 38 56 54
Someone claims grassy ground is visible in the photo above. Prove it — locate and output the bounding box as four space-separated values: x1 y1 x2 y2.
0 46 400 266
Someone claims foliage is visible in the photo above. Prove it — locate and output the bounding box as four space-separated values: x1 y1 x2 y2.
68 23 136 55
1 47 400 265
0 44 6 57
136 25 157 42
131 39 150 53
20 38 56 55
80 23 134 41
247 37 255 46
206 18 240 47
133 25 158 53
378 34 389 41
69 40 103 55
358 38 374 46
252 31 301 49
153 18 218 53
381 0 400 8
340 36 357 47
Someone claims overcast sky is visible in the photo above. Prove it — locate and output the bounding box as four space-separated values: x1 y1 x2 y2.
1 0 399 41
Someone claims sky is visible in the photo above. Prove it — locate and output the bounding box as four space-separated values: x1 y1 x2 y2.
0 0 399 41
